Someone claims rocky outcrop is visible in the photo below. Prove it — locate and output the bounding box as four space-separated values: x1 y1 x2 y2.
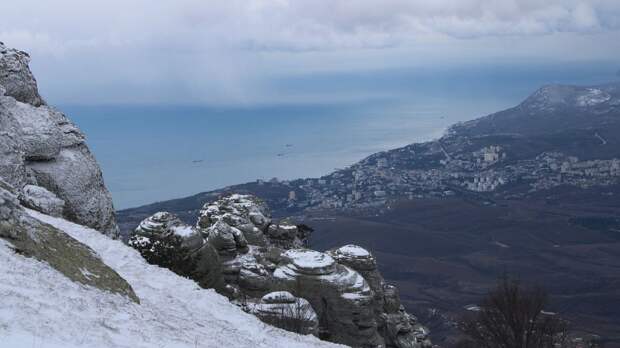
129 194 431 348
328 245 431 348
274 248 382 346
0 179 137 302
0 42 118 237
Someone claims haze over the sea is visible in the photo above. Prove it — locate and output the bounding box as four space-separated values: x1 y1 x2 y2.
66 62 618 209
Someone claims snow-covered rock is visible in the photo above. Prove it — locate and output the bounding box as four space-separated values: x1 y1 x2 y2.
198 194 271 245
129 194 431 348
262 291 298 304
0 43 118 237
134 211 198 239
19 184 65 217
329 244 376 272
278 249 338 276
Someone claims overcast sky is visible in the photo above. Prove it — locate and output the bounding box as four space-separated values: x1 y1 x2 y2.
1 0 619 105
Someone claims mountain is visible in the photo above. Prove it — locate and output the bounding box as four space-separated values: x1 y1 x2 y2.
118 82 620 345
452 83 620 137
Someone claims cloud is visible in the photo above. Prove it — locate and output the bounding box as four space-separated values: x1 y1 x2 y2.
0 0 618 104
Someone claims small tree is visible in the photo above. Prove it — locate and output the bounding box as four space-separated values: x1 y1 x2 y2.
458 275 568 348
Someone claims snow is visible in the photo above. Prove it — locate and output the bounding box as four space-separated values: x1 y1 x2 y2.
279 224 298 230
283 249 335 270
262 291 297 304
0 210 343 348
576 88 611 107
171 225 196 237
340 292 367 300
334 245 370 258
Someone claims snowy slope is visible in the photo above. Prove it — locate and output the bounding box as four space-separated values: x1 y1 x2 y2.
0 210 343 348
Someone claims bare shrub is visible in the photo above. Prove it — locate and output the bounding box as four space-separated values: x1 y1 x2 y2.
458 275 569 348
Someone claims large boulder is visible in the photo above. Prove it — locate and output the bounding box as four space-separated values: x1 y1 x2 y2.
0 43 118 237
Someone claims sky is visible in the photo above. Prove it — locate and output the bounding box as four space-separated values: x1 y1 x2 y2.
1 0 619 106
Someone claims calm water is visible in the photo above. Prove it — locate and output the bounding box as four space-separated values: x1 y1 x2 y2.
64 64 618 209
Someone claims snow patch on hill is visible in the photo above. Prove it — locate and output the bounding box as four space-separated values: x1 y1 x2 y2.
0 210 342 348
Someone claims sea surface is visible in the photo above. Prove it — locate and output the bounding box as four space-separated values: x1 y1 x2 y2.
64 65 618 209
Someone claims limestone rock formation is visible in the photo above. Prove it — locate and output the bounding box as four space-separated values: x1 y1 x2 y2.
129 193 431 348
0 42 118 237
0 180 137 302
328 245 432 348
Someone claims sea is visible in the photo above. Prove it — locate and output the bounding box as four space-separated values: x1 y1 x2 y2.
64 64 618 209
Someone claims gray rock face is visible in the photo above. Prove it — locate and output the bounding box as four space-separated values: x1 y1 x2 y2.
19 184 65 217
274 248 383 347
0 42 45 106
329 245 431 347
0 43 118 237
129 193 430 348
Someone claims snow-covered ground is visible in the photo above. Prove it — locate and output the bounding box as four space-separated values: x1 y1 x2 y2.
0 210 343 348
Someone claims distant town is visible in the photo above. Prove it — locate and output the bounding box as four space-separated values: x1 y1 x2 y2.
255 135 620 214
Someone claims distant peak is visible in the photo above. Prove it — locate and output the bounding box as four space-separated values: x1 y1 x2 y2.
522 83 617 111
